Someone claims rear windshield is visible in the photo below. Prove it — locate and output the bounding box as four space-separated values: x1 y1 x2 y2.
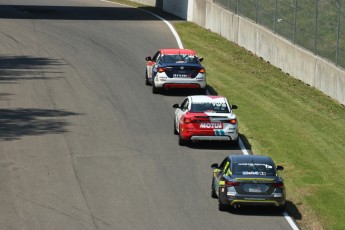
190 102 230 113
161 54 199 64
232 163 276 176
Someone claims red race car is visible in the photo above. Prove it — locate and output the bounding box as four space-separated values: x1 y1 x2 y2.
173 95 239 146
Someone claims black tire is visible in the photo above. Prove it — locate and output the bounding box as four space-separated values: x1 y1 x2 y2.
231 138 239 147
152 80 160 94
145 70 150 85
277 204 286 213
211 177 218 198
199 87 207 95
173 119 178 135
218 201 227 212
178 136 188 146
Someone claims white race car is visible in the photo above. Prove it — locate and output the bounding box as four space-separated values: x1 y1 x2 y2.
173 95 239 146
145 49 206 94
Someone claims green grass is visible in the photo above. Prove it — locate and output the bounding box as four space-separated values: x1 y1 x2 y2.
175 22 345 230
110 1 345 229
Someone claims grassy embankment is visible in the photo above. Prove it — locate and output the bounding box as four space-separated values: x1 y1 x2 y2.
175 22 345 230
109 1 345 229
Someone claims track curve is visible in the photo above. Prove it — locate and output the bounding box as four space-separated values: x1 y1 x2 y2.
0 0 293 229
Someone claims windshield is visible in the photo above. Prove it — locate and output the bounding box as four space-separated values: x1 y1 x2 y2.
161 54 199 64
232 162 276 176
190 102 230 113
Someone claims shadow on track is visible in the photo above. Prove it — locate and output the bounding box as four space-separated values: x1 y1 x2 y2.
0 108 81 141
0 5 182 21
219 202 302 220
0 55 64 82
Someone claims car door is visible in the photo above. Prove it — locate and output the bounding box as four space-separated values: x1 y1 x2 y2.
175 98 190 132
147 51 160 80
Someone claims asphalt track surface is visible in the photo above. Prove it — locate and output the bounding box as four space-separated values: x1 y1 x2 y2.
0 0 294 229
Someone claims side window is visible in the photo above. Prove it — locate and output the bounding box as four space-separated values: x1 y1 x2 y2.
219 158 228 171
219 158 231 175
181 99 189 111
222 160 230 174
152 51 160 62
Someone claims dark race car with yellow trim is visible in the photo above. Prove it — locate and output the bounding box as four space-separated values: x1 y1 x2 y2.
211 155 286 211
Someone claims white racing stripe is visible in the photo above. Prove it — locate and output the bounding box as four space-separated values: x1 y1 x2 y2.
100 1 299 229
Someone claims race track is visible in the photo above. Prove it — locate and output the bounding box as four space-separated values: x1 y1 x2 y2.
0 0 294 229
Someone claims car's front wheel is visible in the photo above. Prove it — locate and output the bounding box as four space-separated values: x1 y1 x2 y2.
174 119 178 135
145 70 150 86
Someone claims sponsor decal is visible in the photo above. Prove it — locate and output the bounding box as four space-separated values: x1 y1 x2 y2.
199 123 223 129
227 191 236 196
238 163 273 169
242 171 267 176
273 193 283 197
215 130 225 136
173 74 190 78
193 102 227 107
242 171 260 175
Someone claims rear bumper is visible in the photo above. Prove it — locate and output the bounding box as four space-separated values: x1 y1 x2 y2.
180 128 239 142
229 199 285 207
163 83 201 89
219 189 286 207
154 73 206 89
191 136 231 141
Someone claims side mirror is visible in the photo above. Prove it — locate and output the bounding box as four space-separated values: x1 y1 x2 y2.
173 103 180 108
145 56 152 61
211 163 219 169
199 57 204 62
231 104 238 109
276 165 284 171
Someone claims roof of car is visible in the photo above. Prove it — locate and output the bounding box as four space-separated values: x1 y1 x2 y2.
160 49 196 55
229 155 275 164
190 95 227 104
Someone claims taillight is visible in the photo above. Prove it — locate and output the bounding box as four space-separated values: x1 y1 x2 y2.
199 68 205 73
158 67 165 73
183 117 192 124
272 182 284 188
225 181 240 187
230 119 237 124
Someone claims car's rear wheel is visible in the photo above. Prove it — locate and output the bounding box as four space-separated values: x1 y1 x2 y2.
199 87 207 95
211 177 218 198
152 80 160 94
218 201 227 212
231 138 239 147
178 135 188 146
277 204 286 213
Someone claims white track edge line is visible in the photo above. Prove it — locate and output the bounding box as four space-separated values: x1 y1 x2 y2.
100 1 299 229
100 0 183 49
